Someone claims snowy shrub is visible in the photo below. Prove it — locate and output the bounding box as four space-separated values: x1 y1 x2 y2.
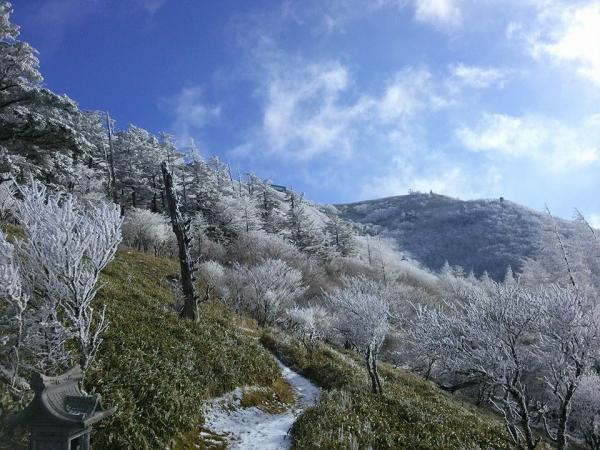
197 260 228 301
324 256 376 283
200 238 227 263
122 207 171 255
226 259 306 327
395 260 439 292
420 285 544 445
285 305 330 346
402 271 600 450
227 230 303 266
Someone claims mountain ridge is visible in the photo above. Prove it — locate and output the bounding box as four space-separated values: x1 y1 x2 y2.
336 191 591 280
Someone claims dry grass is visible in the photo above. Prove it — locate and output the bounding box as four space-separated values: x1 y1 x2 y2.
240 378 296 414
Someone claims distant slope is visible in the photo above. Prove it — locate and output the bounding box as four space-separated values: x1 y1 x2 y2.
337 192 591 280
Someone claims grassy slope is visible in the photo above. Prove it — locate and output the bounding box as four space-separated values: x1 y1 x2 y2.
87 251 286 449
261 331 521 450
1 250 282 450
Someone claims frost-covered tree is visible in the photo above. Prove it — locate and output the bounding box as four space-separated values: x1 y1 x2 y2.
0 1 41 110
324 276 396 395
185 154 236 243
188 210 208 257
407 282 543 449
0 4 103 186
400 301 456 381
12 180 121 374
0 231 30 394
113 125 164 209
251 175 282 233
538 286 600 450
285 305 329 348
285 191 324 256
226 259 305 327
214 194 261 241
324 209 356 257
570 372 600 449
186 150 220 217
122 207 170 254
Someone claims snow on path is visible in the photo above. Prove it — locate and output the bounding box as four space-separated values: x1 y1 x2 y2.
202 358 320 449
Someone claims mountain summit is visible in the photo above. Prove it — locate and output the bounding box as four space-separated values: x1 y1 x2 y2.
337 192 592 280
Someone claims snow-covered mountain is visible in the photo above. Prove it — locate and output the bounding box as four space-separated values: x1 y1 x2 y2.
337 192 595 280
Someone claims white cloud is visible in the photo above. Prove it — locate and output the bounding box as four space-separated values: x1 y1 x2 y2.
378 69 448 120
510 1 600 85
163 86 220 144
448 63 510 89
413 0 463 28
361 164 465 199
131 0 169 15
358 154 508 199
457 113 600 170
259 59 444 160
541 2 600 85
261 62 362 159
29 0 100 51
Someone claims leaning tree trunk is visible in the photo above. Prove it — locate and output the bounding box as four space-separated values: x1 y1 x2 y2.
365 347 383 395
372 352 383 395
105 112 119 205
365 347 378 394
161 161 198 321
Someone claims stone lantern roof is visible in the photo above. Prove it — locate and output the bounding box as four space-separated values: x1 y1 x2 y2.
6 365 116 429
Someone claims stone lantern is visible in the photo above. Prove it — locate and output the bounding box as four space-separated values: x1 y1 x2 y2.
6 365 116 450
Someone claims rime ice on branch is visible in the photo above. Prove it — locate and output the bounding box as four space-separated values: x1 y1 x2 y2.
0 180 121 397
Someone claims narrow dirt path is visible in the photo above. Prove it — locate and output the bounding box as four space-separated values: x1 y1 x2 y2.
202 358 320 449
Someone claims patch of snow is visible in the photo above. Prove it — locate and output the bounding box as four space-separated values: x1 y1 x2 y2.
202 357 320 450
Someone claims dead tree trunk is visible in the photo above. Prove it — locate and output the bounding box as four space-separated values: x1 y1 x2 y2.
161 161 198 321
105 112 119 205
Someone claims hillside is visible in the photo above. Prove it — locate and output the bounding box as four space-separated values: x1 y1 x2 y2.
0 248 523 450
337 192 594 280
0 250 284 450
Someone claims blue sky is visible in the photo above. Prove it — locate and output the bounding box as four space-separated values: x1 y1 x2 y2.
11 0 600 221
